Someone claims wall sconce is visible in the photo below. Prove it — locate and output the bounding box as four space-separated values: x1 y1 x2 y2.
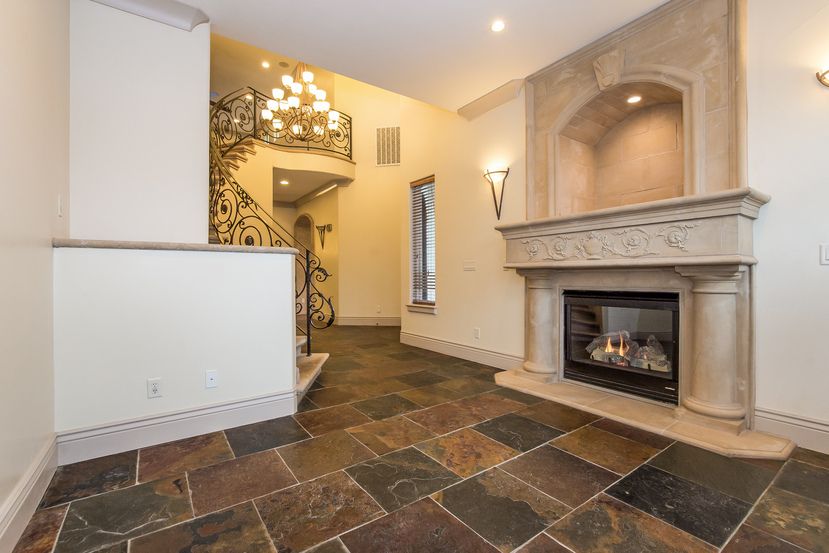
316 224 332 249
483 168 509 220
818 68 829 88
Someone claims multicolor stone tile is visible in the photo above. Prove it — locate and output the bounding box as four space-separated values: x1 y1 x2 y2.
437 377 500 397
648 442 778 503
515 533 571 553
223 416 310 456
430 364 494 380
187 449 296 515
278 430 375 482
452 393 525 420
340 497 500 553
774 459 829 504
722 524 809 552
12 505 67 553
306 538 351 553
306 385 368 407
138 432 233 483
474 413 563 452
293 404 373 436
255 471 383 552
39 451 137 509
486 387 545 406
345 447 460 511
502 445 618 508
417 428 518 478
347 416 435 455
553 425 660 474
434 468 570 552
395 370 449 387
548 494 716 553
352 393 422 420
405 402 485 435
791 446 829 470
747 487 829 553
297 396 321 412
517 401 600 432
398 383 468 407
54 476 192 553
590 418 674 449
129 502 274 553
607 464 751 547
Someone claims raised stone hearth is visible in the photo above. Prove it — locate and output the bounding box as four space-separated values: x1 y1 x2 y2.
496 189 793 458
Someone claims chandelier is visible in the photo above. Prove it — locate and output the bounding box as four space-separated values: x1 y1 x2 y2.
260 62 340 142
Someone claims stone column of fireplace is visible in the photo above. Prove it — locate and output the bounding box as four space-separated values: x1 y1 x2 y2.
522 274 557 380
677 265 747 422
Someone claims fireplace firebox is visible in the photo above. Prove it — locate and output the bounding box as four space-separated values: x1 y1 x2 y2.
563 290 679 404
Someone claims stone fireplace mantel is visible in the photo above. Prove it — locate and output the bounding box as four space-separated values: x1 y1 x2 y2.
496 189 794 459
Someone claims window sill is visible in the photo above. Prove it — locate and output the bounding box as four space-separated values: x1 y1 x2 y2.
407 303 438 315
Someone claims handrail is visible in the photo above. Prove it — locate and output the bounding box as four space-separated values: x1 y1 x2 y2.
209 87 339 352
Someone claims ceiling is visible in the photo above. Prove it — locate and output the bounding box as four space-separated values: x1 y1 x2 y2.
188 0 669 111
273 167 341 204
211 34 335 100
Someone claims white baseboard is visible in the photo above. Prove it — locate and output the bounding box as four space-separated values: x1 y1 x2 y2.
337 317 401 327
57 390 295 465
400 331 523 371
754 407 829 454
0 437 57 552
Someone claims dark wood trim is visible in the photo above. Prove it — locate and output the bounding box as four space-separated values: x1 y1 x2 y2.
410 175 435 188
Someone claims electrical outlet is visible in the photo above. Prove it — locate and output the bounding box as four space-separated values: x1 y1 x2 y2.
205 370 218 389
473 327 481 340
376 304 381 313
463 260 477 271
147 378 162 399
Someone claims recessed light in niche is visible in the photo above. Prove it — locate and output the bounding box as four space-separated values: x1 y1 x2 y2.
627 95 642 104
490 19 505 33
279 180 289 186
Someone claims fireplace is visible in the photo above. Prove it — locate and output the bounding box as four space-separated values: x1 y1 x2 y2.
563 290 679 404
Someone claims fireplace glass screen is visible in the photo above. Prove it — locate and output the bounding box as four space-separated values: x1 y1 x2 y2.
563 290 679 404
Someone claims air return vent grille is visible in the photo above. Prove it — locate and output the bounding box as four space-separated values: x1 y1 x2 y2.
376 127 400 166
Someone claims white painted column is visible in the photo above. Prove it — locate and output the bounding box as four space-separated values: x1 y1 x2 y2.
677 265 747 420
522 274 557 377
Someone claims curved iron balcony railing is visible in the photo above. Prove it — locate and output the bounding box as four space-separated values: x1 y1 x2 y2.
209 87 344 353
212 86 352 160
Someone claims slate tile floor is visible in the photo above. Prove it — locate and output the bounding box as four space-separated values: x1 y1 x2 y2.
13 326 829 553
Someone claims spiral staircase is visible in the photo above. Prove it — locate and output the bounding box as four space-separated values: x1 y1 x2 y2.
208 87 352 400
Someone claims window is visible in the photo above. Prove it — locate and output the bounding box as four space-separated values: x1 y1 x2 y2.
410 176 436 305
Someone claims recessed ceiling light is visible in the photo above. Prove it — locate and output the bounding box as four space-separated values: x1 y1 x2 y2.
627 95 642 104
490 19 505 33
279 180 289 186
261 61 270 69
279 61 290 68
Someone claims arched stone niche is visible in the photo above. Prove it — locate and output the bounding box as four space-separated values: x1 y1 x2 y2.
526 0 745 219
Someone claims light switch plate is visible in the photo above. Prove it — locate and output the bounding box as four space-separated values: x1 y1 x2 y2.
821 244 829 265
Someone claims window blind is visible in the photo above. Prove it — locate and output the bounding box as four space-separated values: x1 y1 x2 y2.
411 177 436 304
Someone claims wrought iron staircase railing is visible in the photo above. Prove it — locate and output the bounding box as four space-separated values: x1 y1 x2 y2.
209 87 350 354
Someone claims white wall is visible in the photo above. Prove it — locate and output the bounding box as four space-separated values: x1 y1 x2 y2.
69 0 209 243
748 0 829 449
53 247 296 433
333 75 405 323
0 0 67 545
398 92 526 362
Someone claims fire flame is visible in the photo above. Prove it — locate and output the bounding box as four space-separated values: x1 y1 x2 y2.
603 332 628 356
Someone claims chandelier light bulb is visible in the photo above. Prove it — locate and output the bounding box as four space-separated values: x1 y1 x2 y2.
313 124 322 135
329 110 340 122
261 109 273 120
313 101 323 112
279 100 289 111
315 90 327 101
328 121 338 130
266 99 278 111
291 124 301 134
302 70 314 83
308 83 318 94
319 101 330 112
273 119 284 130
271 88 284 100
290 82 303 94
288 96 300 108
281 75 293 87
